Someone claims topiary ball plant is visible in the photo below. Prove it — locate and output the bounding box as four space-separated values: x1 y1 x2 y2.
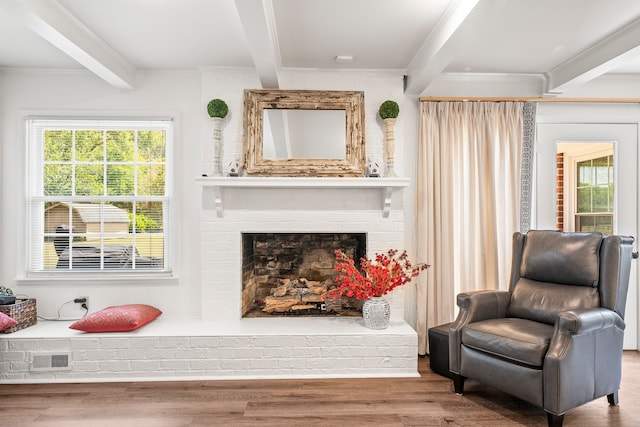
207 98 229 119
378 100 399 120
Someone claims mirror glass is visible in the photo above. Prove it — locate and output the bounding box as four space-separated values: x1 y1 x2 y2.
243 89 366 177
262 109 346 160
556 142 615 234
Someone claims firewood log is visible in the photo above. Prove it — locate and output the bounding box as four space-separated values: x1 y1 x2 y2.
262 296 300 312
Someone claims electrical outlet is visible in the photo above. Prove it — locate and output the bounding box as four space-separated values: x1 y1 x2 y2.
74 296 89 311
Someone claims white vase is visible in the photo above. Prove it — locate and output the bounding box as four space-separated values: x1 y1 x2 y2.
362 297 391 329
211 117 224 176
383 118 397 177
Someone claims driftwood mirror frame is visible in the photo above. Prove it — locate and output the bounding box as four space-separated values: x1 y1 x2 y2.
242 89 366 177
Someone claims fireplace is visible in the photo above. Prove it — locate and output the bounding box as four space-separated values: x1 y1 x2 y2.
198 178 410 322
195 178 418 378
241 232 366 317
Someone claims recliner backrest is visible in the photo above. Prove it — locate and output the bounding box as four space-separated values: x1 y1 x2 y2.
520 230 603 286
507 230 604 325
599 234 634 318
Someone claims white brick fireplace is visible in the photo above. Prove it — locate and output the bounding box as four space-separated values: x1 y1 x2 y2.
196 176 419 377
0 177 419 383
198 177 411 320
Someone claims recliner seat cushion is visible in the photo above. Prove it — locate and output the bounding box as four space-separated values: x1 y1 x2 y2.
461 318 554 368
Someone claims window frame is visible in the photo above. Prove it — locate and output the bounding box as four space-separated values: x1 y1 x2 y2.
564 147 615 234
25 117 174 280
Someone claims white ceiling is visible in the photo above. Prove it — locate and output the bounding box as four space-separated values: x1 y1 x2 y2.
1 0 640 95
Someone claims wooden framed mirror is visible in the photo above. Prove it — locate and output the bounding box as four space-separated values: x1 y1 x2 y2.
242 89 366 177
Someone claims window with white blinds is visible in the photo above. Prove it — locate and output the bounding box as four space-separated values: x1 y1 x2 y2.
27 119 172 274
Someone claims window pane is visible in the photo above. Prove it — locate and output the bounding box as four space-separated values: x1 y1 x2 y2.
609 183 614 210
75 130 104 161
578 160 592 186
577 215 595 232
43 204 71 270
133 201 165 269
106 164 134 196
577 214 613 235
596 215 613 235
134 201 163 233
44 130 72 161
75 165 104 196
44 202 70 237
106 130 134 161
577 187 591 213
592 186 610 212
134 234 164 268
594 168 609 186
137 165 165 196
138 130 166 162
44 164 72 196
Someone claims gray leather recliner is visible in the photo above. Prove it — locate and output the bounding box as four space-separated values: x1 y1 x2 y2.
449 230 634 427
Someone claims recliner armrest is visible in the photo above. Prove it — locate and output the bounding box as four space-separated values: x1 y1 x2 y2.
555 308 625 335
449 290 510 373
544 307 626 414
456 290 511 323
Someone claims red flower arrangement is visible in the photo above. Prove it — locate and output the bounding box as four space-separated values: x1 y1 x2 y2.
327 249 429 300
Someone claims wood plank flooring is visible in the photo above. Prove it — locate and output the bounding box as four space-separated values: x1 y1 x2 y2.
1 351 639 426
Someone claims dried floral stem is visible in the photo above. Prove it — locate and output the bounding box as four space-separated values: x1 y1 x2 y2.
327 249 429 300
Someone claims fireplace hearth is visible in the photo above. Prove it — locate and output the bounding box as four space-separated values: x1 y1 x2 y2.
241 232 366 317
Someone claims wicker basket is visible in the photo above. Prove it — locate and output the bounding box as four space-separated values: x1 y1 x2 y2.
0 298 37 334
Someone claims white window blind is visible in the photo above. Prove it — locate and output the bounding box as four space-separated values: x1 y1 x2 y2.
27 119 172 274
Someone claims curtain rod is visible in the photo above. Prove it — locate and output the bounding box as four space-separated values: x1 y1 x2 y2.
419 97 640 103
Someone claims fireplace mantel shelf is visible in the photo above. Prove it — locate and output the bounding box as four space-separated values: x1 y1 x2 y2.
196 176 410 217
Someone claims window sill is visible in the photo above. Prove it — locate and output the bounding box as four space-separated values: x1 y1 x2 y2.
16 274 178 287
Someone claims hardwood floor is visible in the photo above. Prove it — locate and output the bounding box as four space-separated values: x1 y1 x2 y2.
1 351 639 426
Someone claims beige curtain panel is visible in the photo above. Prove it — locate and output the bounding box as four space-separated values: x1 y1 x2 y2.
415 101 525 354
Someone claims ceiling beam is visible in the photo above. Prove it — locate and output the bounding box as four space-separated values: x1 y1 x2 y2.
234 0 281 88
404 0 480 96
545 17 640 95
0 0 136 89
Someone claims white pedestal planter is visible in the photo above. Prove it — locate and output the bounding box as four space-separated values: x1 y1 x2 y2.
211 117 224 176
383 117 396 177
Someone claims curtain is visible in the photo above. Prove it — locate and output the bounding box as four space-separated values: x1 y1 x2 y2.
415 101 525 355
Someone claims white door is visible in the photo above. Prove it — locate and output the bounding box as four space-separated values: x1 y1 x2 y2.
536 122 638 350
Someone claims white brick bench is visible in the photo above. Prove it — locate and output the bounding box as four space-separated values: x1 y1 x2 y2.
0 317 419 383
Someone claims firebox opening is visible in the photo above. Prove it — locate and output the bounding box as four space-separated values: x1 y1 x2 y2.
241 232 367 317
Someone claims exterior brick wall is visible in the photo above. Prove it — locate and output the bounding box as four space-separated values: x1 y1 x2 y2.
556 152 564 230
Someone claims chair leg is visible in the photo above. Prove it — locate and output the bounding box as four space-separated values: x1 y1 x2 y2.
452 373 465 394
607 391 619 406
546 412 564 427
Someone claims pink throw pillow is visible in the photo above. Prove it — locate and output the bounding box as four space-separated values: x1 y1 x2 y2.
69 304 162 332
0 312 18 331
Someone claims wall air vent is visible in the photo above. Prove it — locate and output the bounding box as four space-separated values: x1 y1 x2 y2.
30 352 71 371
